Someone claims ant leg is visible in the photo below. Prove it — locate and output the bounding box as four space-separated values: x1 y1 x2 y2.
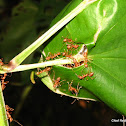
13 120 23 126
59 79 66 86
77 83 82 93
47 67 52 77
71 99 77 104
68 80 73 87
52 70 55 82
36 68 42 75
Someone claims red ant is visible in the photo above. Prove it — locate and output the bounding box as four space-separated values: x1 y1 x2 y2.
0 58 4 66
62 37 73 43
0 73 7 81
67 45 72 50
53 77 61 88
46 52 53 60
68 81 82 96
51 52 61 59
64 54 79 67
71 44 79 49
46 56 51 60
73 58 80 67
53 77 66 89
5 105 23 126
6 111 13 123
66 43 79 51
62 50 80 68
52 71 65 88
1 81 9 91
62 49 69 57
62 52 67 57
36 67 51 75
66 56 80 67
69 85 78 96
83 52 88 68
6 105 14 112
76 73 88 80
88 72 94 78
66 44 79 53
46 52 61 60
65 54 73 59
62 49 72 59
62 37 79 50
0 73 9 91
76 72 94 80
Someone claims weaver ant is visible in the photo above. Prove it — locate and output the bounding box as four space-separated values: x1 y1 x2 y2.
50 52 61 59
62 49 71 57
0 58 4 66
53 77 66 89
76 71 94 80
62 36 79 49
52 71 65 88
67 44 72 50
62 49 72 58
62 37 73 43
71 44 79 49
62 49 68 57
45 56 51 60
5 105 23 126
66 44 79 52
53 77 61 88
68 81 82 104
73 58 80 67
36 67 52 75
88 72 94 77
83 52 88 68
68 81 82 96
66 56 80 67
76 73 88 80
6 105 14 112
0 73 7 82
0 73 9 91
46 52 61 60
1 81 9 91
62 49 80 68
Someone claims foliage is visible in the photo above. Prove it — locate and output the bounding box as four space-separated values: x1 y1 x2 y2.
39 0 126 116
0 0 125 126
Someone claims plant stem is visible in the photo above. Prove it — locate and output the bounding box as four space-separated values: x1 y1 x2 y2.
3 0 97 71
0 58 73 73
0 83 9 126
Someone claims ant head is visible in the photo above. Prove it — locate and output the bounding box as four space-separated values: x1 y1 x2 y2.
47 67 51 71
46 57 50 60
62 52 66 56
84 64 88 68
57 52 61 55
63 38 67 42
57 77 61 81
67 45 71 49
89 72 94 77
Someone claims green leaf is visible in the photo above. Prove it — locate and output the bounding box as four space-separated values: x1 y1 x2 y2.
37 0 126 115
40 0 100 101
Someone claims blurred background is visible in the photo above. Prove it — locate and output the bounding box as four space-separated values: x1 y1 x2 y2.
0 0 123 126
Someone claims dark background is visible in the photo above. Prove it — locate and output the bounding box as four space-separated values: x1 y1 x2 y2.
0 0 123 126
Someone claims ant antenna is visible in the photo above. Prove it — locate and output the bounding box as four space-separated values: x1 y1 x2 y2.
13 120 23 126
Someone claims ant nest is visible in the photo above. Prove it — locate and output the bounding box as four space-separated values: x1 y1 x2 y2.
62 45 88 69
